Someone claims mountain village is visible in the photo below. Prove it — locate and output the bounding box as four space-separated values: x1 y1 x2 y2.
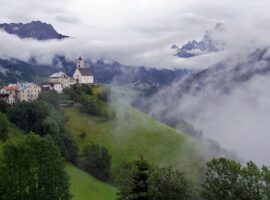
0 57 94 104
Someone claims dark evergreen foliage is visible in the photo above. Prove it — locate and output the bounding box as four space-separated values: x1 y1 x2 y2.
129 158 150 200
0 113 9 140
0 100 9 114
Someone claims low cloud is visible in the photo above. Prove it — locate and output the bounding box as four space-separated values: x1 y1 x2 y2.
144 47 270 165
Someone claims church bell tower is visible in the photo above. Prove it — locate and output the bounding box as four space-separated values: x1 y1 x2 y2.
77 56 85 68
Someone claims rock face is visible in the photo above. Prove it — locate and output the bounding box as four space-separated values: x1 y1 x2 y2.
173 23 224 58
0 21 68 40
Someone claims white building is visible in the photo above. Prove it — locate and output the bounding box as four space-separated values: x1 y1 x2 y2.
45 71 76 93
41 82 64 94
73 57 94 84
49 71 74 87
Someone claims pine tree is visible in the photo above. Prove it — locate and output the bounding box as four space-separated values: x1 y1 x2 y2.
118 157 150 200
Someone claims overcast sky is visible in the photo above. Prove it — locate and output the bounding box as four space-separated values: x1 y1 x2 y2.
0 0 269 68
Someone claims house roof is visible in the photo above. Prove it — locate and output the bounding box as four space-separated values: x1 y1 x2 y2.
4 85 18 91
49 71 68 78
78 68 92 76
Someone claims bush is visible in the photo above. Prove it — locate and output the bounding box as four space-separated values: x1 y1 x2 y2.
55 132 79 164
0 100 9 114
63 85 93 101
0 113 9 140
80 95 101 115
81 142 112 181
38 90 61 108
9 100 52 134
79 132 87 139
42 116 60 138
97 88 111 102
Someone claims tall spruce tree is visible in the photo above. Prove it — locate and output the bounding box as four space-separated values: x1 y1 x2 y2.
118 157 150 200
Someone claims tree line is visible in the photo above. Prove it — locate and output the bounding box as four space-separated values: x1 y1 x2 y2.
116 157 270 200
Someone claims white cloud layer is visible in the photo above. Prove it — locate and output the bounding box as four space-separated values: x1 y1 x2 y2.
1 0 270 68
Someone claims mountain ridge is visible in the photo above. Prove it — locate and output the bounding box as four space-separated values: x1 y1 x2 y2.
0 21 69 40
173 23 224 58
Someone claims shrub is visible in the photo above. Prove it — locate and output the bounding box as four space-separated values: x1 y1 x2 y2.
81 142 112 181
80 95 100 115
0 100 9 114
0 113 9 140
38 90 61 108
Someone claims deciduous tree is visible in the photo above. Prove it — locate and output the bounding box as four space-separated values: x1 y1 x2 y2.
0 134 71 200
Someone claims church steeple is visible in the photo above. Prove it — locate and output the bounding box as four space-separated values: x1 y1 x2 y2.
77 56 85 68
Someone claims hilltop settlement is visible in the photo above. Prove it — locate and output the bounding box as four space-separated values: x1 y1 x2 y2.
0 57 94 104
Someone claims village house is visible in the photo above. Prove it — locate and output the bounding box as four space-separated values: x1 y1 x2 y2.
49 71 73 87
0 82 41 104
0 84 17 104
73 57 94 84
17 83 41 102
43 71 76 93
41 82 64 94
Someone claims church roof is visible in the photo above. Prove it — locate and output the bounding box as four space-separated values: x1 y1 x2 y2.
78 68 92 76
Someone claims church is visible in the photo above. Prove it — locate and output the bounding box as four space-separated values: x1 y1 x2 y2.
73 57 94 84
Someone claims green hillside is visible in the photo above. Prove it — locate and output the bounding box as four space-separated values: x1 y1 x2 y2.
63 102 203 176
67 164 117 200
0 85 205 200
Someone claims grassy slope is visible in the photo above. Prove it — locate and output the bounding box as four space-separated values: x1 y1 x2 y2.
63 103 203 175
67 164 117 200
